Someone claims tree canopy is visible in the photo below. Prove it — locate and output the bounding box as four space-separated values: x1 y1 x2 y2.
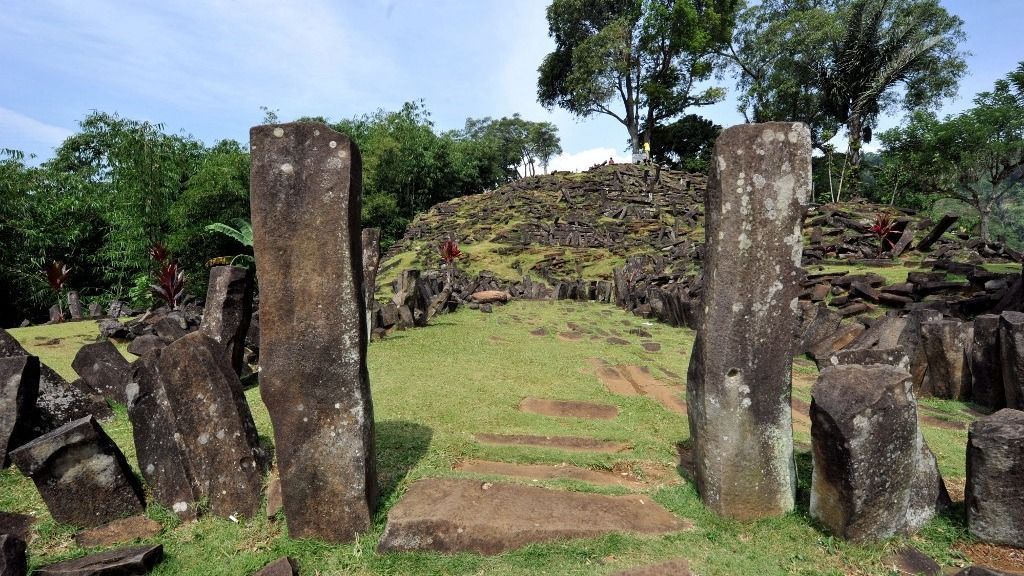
537 0 739 153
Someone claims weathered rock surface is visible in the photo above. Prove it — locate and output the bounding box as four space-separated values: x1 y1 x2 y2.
0 512 34 542
67 291 83 320
455 459 646 488
971 315 1006 411
9 416 145 528
0 355 39 467
377 478 687 554
810 365 949 542
881 547 941 576
250 122 376 542
34 544 162 576
0 534 27 576
0 329 112 434
920 319 972 400
470 290 511 304
999 312 1024 409
199 265 253 374
966 409 1024 548
518 397 618 420
74 515 162 548
253 557 299 576
125 349 199 520
155 332 265 519
126 335 164 358
71 341 131 405
686 122 811 520
899 309 945 393
362 227 381 303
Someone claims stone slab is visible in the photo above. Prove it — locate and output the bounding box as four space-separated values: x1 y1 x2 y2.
518 397 618 420
34 544 162 576
474 433 629 453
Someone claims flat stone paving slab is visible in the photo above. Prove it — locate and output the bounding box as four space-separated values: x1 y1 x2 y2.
455 459 644 488
74 515 161 548
35 544 162 575
474 433 630 453
518 397 618 420
612 558 691 575
591 360 686 415
378 478 688 555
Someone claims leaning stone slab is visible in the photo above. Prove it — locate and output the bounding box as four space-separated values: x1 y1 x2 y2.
810 365 949 542
970 315 1006 411
0 356 39 467
156 332 265 519
999 312 1024 409
9 416 145 528
378 478 688 554
250 122 376 542
966 409 1024 548
35 544 162 576
0 534 27 576
0 329 112 434
72 341 132 405
199 265 254 374
686 122 811 520
126 349 199 520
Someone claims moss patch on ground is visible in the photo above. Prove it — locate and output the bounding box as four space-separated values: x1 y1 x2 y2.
1 302 980 575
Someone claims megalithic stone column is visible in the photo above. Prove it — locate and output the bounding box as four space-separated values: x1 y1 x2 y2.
199 265 254 374
686 122 811 520
250 122 377 542
362 228 381 333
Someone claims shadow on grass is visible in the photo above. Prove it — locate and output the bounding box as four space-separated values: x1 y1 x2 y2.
375 420 433 506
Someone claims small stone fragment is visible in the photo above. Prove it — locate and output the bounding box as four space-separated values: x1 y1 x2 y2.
253 557 299 576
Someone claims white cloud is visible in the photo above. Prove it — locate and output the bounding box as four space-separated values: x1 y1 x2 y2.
0 106 72 147
547 147 632 173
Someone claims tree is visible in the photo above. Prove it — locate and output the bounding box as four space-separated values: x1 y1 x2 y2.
724 0 966 198
640 113 720 171
538 0 739 154
881 65 1024 241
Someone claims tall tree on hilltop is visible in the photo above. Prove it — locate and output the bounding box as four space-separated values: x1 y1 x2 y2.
724 0 966 199
537 0 740 154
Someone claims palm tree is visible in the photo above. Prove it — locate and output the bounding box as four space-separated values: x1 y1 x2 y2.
816 0 965 198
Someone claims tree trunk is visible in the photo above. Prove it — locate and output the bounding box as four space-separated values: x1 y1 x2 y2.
846 114 864 196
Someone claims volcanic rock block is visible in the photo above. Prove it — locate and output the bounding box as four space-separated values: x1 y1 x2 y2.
254 557 299 576
362 227 381 304
250 122 376 542
0 512 34 542
126 335 164 358
827 348 908 369
1000 312 1024 409
809 323 866 365
126 349 199 520
916 213 959 251
966 409 1024 547
156 332 265 519
72 341 132 405
34 544 163 576
970 315 1005 411
67 291 83 320
0 534 27 576
377 478 687 554
0 356 39 467
898 309 945 393
920 319 972 400
74 515 162 548
9 416 145 528
686 122 811 520
88 302 103 318
199 265 254 374
48 305 63 324
810 365 949 542
0 329 112 435
797 303 842 354
152 316 186 344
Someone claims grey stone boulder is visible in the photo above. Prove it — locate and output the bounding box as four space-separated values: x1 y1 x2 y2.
126 335 165 357
9 416 145 528
0 534 27 576
72 341 132 405
0 356 39 467
98 319 130 340
253 557 299 576
920 319 972 400
898 309 945 393
810 364 949 542
966 408 1024 548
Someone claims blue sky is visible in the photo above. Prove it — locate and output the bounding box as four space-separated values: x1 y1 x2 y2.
1 0 1021 170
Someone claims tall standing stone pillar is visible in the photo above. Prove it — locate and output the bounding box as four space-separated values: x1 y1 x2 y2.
362 228 381 334
199 265 254 374
686 122 811 520
250 122 376 542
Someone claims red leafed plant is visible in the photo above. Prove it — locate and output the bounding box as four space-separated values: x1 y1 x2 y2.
440 239 462 264
870 212 897 255
43 260 71 293
149 242 186 308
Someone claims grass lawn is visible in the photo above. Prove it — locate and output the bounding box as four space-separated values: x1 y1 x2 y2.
1 301 982 575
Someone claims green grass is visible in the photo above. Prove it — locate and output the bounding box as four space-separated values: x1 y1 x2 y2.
1 302 980 575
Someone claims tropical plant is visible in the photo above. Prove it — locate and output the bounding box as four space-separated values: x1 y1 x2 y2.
149 243 186 309
439 238 462 285
205 218 255 268
42 260 71 320
869 212 897 255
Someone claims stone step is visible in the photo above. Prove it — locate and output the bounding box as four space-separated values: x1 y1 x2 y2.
518 397 618 420
612 559 692 575
455 459 644 488
474 433 630 453
591 360 686 415
377 478 688 555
